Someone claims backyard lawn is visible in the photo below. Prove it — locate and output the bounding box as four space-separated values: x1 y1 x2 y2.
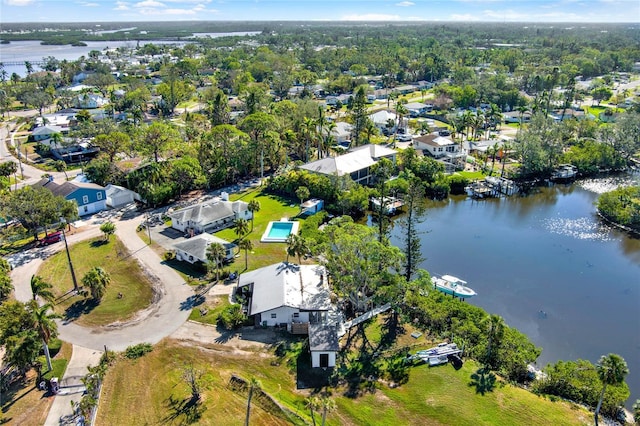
214 187 308 272
37 237 155 327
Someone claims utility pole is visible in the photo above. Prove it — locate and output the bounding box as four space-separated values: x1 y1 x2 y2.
61 225 79 292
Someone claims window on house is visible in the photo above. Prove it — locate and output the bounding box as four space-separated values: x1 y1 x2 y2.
82 195 89 204
271 313 277 319
293 313 299 318
97 192 103 200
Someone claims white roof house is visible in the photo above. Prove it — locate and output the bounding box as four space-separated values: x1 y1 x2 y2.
330 121 353 143
173 234 236 264
168 199 252 234
105 184 139 208
32 125 64 141
299 143 397 185
237 262 332 327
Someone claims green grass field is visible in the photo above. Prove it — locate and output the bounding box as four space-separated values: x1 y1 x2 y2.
37 236 154 327
95 334 590 426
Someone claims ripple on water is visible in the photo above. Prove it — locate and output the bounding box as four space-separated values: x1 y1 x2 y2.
543 217 614 241
578 176 638 194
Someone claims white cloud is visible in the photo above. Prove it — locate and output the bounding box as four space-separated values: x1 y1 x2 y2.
4 0 35 5
79 1 100 6
340 13 402 21
114 1 130 10
395 1 414 6
134 0 165 7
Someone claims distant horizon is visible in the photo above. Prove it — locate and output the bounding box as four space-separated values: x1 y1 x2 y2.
1 0 639 24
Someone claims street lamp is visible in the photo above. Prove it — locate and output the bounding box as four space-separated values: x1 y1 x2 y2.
60 218 79 292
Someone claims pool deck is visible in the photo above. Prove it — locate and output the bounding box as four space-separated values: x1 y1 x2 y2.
261 220 300 243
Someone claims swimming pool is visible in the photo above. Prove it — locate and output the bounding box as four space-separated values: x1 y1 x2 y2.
261 220 299 242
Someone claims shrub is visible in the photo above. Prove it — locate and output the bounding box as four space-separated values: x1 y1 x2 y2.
448 174 469 195
124 343 153 359
163 250 176 261
217 304 245 330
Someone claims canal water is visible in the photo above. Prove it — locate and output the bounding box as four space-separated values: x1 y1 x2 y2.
388 175 640 406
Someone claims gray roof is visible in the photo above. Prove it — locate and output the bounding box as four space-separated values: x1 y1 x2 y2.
238 262 331 316
173 234 236 260
404 102 428 110
299 144 396 177
32 125 63 136
168 200 248 226
309 324 340 352
34 179 104 198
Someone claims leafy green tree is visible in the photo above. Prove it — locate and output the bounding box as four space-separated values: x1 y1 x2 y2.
138 121 181 163
93 131 130 163
100 221 116 241
170 156 205 198
84 72 116 98
349 86 368 146
1 186 78 240
206 242 226 282
82 266 111 301
371 158 395 243
30 275 55 303
397 174 425 281
29 301 60 371
239 112 279 179
53 160 68 181
295 186 310 210
0 300 41 372
632 399 640 424
482 314 505 370
0 258 12 302
594 354 629 426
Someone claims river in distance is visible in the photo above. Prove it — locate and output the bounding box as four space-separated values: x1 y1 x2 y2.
387 174 640 407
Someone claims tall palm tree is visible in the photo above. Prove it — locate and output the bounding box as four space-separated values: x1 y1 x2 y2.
234 218 249 244
482 314 505 369
500 141 512 178
238 239 253 270
247 200 261 231
30 275 55 303
53 160 68 181
486 145 498 176
516 105 529 137
244 377 261 426
305 396 319 426
81 266 111 301
594 353 629 426
285 234 308 264
206 242 226 282
29 301 60 371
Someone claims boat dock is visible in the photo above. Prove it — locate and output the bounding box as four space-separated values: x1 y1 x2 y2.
370 196 405 214
466 176 518 198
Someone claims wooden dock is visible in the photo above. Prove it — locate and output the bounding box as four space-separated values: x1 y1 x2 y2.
466 176 518 198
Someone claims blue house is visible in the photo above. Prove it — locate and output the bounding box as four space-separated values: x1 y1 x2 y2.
35 178 107 216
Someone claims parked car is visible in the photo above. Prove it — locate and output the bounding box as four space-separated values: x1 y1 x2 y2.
40 232 62 246
395 134 413 142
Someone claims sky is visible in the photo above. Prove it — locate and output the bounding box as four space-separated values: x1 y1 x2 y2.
1 0 639 23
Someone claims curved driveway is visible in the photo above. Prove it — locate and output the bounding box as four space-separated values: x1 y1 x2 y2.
10 212 194 352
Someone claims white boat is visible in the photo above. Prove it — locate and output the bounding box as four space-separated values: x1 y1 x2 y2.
432 275 477 299
412 342 462 366
551 164 578 181
370 196 405 215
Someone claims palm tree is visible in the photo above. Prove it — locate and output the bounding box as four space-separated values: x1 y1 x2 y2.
234 218 249 243
500 141 512 178
482 314 505 369
285 234 308 264
305 396 319 426
206 242 226 282
53 160 68 181
29 301 60 371
516 105 529 136
30 275 55 303
594 353 629 426
319 396 336 426
238 239 253 270
247 200 261 231
486 145 498 176
244 377 261 426
81 266 111 301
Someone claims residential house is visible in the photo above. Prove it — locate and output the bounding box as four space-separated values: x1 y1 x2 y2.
330 121 353 144
392 84 417 95
35 178 107 216
173 234 236 265
75 93 108 109
413 133 461 158
105 184 140 208
236 262 332 330
549 109 594 122
31 125 65 142
503 111 531 124
168 199 252 235
404 102 430 117
299 143 397 185
369 110 399 134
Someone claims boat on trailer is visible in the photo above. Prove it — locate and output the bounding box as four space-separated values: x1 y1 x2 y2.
432 274 477 300
409 342 463 366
